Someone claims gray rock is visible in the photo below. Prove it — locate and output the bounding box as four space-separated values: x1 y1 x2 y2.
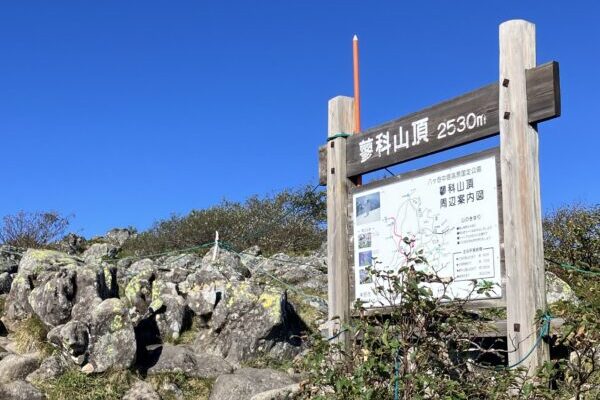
0 353 41 383
202 246 251 281
152 281 187 341
18 249 81 278
29 269 76 327
0 380 46 400
70 266 104 324
0 272 13 294
86 298 136 373
250 384 301 400
546 270 579 304
2 249 81 331
47 320 90 365
26 354 70 382
2 273 34 331
105 228 134 247
146 344 232 378
122 380 160 400
83 243 119 265
193 282 305 365
209 368 297 400
0 245 22 274
55 233 87 255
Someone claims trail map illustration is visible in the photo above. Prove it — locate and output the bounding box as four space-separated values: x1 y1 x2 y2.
353 153 502 307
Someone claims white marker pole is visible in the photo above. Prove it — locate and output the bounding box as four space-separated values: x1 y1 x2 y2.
212 231 219 261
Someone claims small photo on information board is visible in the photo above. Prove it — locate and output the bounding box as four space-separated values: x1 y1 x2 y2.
352 149 503 308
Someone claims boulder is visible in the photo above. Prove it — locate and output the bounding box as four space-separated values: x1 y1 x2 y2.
0 353 41 383
0 380 45 400
2 249 81 331
26 354 70 382
0 245 22 274
82 243 119 265
122 380 160 400
70 266 105 324
0 272 13 294
201 246 251 281
55 233 87 255
86 298 136 373
2 274 35 331
105 228 134 247
151 280 187 341
29 269 76 327
546 271 579 304
124 266 155 323
193 281 307 365
209 368 297 400
250 384 301 400
47 320 90 365
146 344 232 378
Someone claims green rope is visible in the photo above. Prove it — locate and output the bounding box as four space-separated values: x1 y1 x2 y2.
470 313 552 370
327 133 352 141
545 258 600 276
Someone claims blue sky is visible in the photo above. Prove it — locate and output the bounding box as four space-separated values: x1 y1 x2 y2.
1 1 598 237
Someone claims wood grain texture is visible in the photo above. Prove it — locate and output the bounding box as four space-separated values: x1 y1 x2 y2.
326 96 354 345
345 62 560 178
318 145 327 186
499 20 549 373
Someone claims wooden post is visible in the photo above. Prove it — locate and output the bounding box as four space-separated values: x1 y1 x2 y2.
327 96 354 345
499 20 549 372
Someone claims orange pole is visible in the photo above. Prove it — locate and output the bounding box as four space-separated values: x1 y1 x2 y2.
352 34 361 133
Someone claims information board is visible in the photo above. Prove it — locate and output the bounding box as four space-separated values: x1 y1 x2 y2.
352 149 502 307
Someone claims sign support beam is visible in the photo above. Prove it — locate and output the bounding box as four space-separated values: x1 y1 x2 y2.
326 96 354 346
499 19 549 373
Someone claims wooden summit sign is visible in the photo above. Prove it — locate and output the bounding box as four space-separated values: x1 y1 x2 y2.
322 20 561 374
345 62 559 178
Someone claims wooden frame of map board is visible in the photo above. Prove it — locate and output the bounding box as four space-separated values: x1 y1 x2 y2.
347 147 505 314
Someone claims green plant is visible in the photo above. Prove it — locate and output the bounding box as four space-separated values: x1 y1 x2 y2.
122 185 325 257
14 315 54 356
35 370 135 400
147 372 213 400
298 238 600 399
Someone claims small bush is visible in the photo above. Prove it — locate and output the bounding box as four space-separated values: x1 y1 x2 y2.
123 185 325 256
0 211 71 248
544 203 599 271
544 203 600 306
299 233 600 399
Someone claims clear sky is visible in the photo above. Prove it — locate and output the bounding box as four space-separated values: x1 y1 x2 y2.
1 1 598 237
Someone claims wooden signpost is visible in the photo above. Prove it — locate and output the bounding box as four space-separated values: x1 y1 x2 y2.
321 20 560 374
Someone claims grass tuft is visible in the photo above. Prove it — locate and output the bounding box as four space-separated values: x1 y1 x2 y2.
35 369 135 400
14 315 54 356
147 372 213 400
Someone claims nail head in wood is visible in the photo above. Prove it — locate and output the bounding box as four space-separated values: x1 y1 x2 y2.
514 323 520 332
330 167 335 174
504 111 511 120
330 141 334 148
502 78 510 87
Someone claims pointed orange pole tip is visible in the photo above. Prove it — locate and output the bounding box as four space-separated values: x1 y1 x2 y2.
352 34 361 134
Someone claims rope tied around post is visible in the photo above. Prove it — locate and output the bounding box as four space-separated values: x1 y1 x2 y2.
326 132 352 142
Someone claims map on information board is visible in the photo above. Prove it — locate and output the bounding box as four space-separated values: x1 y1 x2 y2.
352 151 502 307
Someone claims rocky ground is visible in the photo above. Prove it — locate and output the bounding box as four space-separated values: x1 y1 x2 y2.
0 229 578 400
0 229 328 400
